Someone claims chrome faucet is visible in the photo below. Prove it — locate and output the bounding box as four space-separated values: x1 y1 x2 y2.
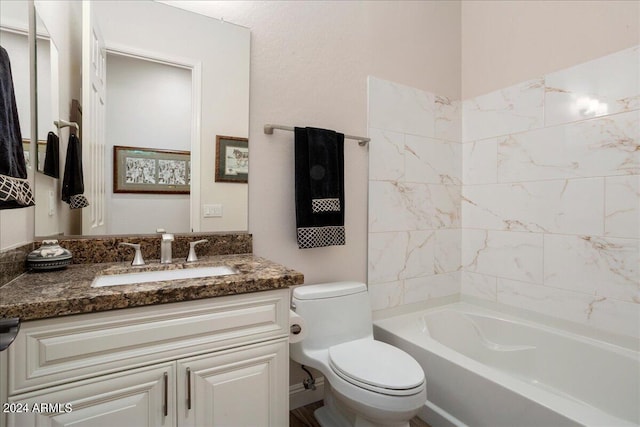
119 242 145 266
157 229 174 264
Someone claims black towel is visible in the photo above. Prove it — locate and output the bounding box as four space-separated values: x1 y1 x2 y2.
43 131 59 178
61 134 89 209
0 46 34 209
294 127 345 249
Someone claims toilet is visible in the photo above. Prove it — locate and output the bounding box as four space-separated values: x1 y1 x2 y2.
290 282 426 427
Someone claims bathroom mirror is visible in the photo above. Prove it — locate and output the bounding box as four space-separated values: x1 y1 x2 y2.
0 1 31 168
34 11 58 174
32 0 250 238
33 6 62 237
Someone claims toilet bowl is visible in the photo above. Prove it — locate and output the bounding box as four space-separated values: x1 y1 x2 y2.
290 282 426 427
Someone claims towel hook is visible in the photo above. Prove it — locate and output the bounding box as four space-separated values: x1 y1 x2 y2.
54 120 79 132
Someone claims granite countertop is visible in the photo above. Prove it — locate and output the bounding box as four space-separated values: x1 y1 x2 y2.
0 254 304 321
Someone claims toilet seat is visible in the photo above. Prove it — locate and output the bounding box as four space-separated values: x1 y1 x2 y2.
328 340 425 396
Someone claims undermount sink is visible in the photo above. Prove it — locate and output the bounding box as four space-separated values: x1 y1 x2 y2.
91 266 239 288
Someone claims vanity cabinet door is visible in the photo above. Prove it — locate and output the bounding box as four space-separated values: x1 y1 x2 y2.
177 338 288 427
7 363 176 427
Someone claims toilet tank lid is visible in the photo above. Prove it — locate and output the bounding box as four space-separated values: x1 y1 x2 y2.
293 282 367 300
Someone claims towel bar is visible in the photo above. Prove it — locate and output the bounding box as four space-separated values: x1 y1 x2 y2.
264 124 370 146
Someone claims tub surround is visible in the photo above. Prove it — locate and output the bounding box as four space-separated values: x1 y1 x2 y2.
367 76 462 312
368 45 639 340
0 253 303 321
461 45 639 339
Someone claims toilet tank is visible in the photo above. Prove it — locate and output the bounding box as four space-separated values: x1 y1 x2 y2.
291 282 373 353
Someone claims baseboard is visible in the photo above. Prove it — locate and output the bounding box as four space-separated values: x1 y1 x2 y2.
289 376 325 410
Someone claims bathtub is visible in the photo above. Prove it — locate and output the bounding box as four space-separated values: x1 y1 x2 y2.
373 302 639 427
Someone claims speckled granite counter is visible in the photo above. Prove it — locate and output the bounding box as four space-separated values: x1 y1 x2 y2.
0 254 304 321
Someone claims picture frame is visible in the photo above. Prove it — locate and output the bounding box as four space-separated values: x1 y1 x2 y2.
22 140 32 170
36 141 47 173
215 135 248 183
22 139 47 172
113 146 190 194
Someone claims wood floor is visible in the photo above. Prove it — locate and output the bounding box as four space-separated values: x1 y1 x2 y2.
289 401 431 427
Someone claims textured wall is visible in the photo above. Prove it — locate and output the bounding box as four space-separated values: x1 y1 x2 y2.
163 0 462 286
461 0 640 99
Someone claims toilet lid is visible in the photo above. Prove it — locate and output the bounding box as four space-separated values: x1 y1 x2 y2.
329 340 425 396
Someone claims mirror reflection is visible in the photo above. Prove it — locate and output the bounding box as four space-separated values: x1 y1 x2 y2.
34 9 62 237
106 52 191 234
0 0 31 171
32 0 250 238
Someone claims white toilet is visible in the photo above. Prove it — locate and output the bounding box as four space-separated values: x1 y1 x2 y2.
290 282 426 427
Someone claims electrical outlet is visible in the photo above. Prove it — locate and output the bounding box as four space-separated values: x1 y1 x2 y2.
203 204 223 218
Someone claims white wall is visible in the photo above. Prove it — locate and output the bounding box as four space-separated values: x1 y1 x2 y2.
165 0 462 286
106 53 191 234
461 0 640 99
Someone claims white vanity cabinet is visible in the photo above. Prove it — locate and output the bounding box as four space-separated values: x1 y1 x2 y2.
7 362 177 427
2 289 290 427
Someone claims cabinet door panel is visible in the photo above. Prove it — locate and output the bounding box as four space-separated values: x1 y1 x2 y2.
10 289 288 395
8 363 175 427
178 338 288 427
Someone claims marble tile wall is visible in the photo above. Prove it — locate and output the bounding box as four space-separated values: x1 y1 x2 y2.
368 46 638 340
461 45 639 339
367 77 462 311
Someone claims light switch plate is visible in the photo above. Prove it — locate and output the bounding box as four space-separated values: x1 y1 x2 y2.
203 204 223 218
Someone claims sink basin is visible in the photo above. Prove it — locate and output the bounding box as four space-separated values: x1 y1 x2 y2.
91 266 238 288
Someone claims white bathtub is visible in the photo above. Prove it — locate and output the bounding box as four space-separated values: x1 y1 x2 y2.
373 302 639 427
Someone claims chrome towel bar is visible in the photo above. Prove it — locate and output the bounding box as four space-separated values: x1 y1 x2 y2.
264 124 370 146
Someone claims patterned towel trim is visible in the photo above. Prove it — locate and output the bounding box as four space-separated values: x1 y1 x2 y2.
66 194 90 209
312 198 341 213
0 174 35 208
297 226 345 249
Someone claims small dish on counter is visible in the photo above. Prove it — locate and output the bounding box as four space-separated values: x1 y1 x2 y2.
26 240 72 271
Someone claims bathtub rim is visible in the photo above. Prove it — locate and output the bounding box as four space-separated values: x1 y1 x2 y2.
373 301 640 427
372 294 640 352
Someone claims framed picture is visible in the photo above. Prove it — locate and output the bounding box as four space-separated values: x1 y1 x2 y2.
22 140 32 170
215 135 248 183
22 139 46 172
113 146 190 194
36 141 46 173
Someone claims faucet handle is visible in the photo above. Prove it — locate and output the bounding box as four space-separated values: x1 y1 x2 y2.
186 239 208 263
119 242 145 266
